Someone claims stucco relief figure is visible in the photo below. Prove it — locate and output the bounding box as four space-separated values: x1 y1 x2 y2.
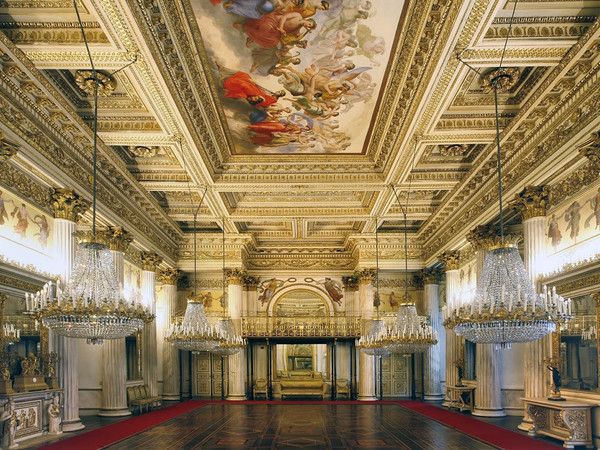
0 190 14 226
565 201 581 241
10 202 29 238
1 399 17 449
548 214 562 249
322 278 343 305
48 394 61 434
258 278 283 305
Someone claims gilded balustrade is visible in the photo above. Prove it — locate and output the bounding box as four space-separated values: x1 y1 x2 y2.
241 316 362 338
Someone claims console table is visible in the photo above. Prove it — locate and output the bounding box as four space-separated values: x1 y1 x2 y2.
447 386 475 412
523 397 595 449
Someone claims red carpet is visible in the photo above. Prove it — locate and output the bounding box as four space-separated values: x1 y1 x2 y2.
39 400 207 450
397 401 560 449
39 400 559 450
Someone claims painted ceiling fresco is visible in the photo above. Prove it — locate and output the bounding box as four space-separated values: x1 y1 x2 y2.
191 0 406 154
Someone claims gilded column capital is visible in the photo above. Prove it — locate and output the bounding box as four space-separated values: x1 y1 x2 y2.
591 292 600 307
97 226 133 252
225 268 247 285
157 268 183 286
0 133 18 163
438 250 460 271
49 187 90 222
466 225 498 251
354 269 376 285
243 275 260 290
420 267 443 285
510 185 551 220
579 132 600 168
141 251 162 272
342 275 359 291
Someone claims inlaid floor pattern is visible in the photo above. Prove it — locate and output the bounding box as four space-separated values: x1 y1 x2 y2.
107 403 497 449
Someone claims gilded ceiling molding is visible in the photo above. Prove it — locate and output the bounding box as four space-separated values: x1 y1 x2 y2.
438 250 460 271
579 132 600 168
157 268 183 286
510 185 551 220
480 68 521 94
485 24 590 40
0 132 18 162
2 27 108 45
141 251 162 272
550 159 600 208
49 187 90 222
74 70 116 96
0 163 51 211
129 146 157 158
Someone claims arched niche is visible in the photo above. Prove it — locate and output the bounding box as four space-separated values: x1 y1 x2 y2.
268 285 334 317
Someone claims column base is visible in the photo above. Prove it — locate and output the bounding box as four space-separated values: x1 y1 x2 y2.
357 396 377 401
162 394 180 401
62 420 85 432
98 407 132 417
424 394 445 401
472 408 506 418
226 394 247 401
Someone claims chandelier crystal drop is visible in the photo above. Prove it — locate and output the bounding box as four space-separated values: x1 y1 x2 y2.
211 317 245 356
356 317 391 357
442 246 572 348
165 298 221 353
386 303 438 354
27 242 152 345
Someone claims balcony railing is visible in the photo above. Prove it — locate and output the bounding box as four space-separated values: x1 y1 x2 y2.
241 316 362 338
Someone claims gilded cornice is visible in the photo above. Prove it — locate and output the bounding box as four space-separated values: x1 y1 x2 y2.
510 185 551 220
0 131 18 162
549 160 600 208
0 163 51 211
246 254 356 271
2 24 108 45
485 24 590 40
0 31 182 260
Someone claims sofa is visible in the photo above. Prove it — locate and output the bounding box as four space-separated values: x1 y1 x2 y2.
279 371 326 399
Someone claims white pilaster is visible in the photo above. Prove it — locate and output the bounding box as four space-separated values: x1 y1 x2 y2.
473 248 505 417
424 282 443 400
53 218 84 431
358 279 376 401
161 283 179 400
142 269 158 396
227 281 246 400
98 250 130 417
520 216 550 430
443 269 461 406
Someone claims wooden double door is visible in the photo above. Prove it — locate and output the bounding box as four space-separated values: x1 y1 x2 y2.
192 352 228 398
381 354 411 397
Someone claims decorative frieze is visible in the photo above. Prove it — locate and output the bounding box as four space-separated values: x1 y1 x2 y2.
49 187 89 222
510 185 551 220
141 251 162 272
438 250 460 271
157 268 182 286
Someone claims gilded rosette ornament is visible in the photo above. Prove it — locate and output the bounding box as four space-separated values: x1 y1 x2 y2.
97 226 134 253
157 268 183 286
74 70 116 96
354 268 377 285
0 132 18 163
141 251 162 272
438 250 460 271
510 185 551 220
225 268 247 286
49 187 90 222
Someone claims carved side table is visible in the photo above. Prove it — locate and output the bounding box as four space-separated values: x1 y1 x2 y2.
522 397 595 449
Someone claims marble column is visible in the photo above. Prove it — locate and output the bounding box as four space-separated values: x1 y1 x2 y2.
98 226 133 417
342 276 359 317
226 269 246 400
356 269 376 401
512 186 552 430
158 268 183 401
439 251 461 406
468 226 505 417
49 187 89 432
245 276 259 317
421 267 444 400
141 251 162 397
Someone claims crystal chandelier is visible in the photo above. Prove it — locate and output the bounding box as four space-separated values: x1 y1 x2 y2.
165 295 221 353
444 8 572 347
357 218 391 357
27 2 150 344
386 186 437 354
210 219 245 356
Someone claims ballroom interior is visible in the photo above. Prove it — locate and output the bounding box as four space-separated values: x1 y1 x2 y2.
1 0 600 448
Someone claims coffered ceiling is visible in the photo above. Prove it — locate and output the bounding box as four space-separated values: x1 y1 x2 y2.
1 0 599 270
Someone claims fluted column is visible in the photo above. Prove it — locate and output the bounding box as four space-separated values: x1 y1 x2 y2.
96 227 133 417
468 226 505 417
512 186 552 430
141 251 162 397
50 187 89 432
421 267 444 400
245 276 259 316
356 269 376 401
159 268 182 400
342 276 359 317
226 269 246 400
440 251 461 405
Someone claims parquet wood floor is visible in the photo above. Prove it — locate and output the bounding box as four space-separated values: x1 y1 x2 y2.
107 403 498 449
